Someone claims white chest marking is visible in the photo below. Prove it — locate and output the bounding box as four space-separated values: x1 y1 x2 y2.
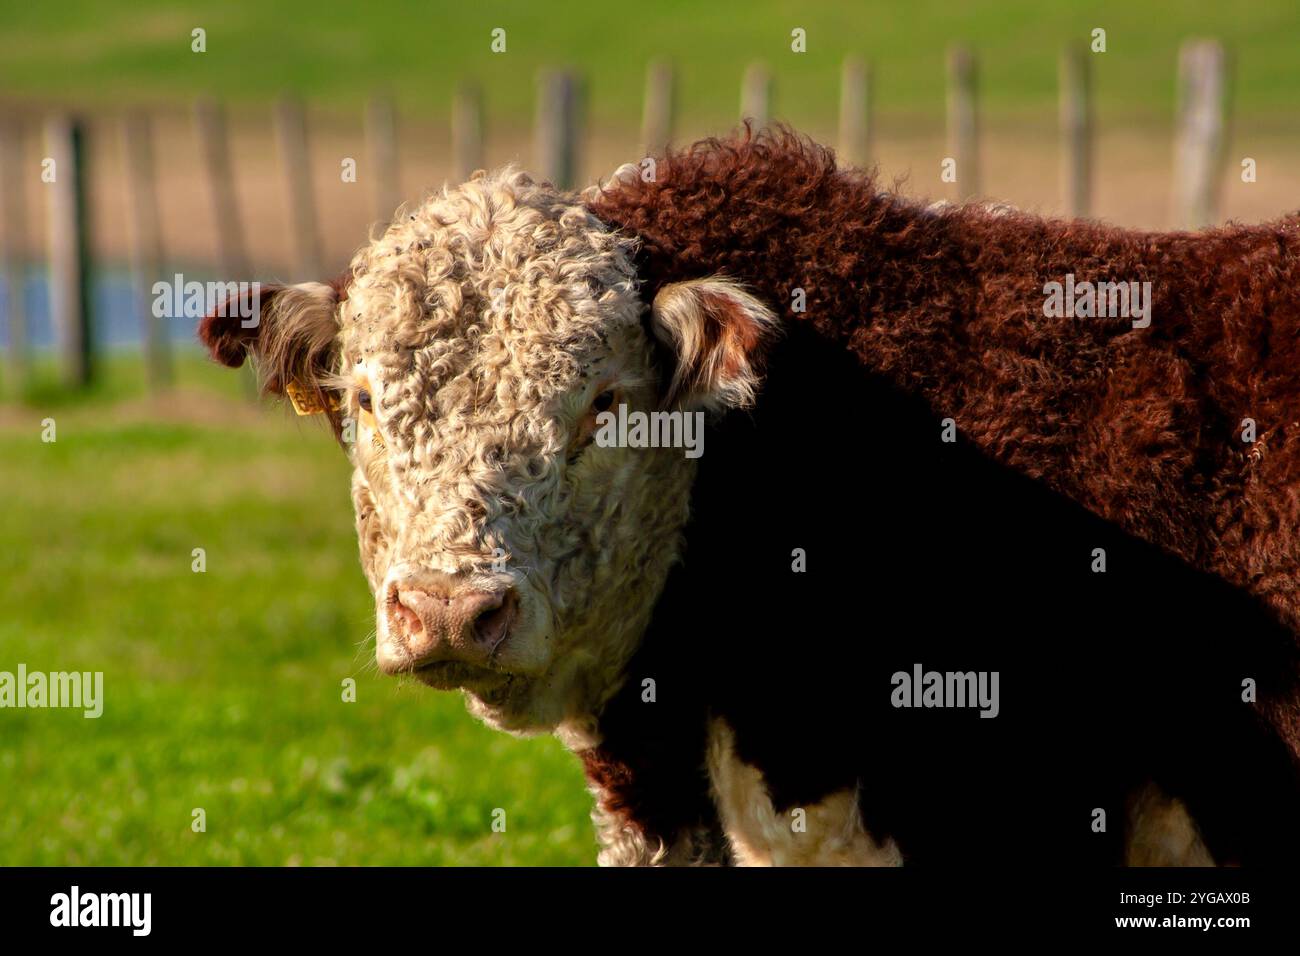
705 718 902 867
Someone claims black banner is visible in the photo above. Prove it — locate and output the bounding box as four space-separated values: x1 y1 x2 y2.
0 866 1291 942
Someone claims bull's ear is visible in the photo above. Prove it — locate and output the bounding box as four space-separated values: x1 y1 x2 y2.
198 281 342 417
648 276 778 412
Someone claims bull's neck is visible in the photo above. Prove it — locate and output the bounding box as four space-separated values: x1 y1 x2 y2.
598 172 995 411
589 159 1222 568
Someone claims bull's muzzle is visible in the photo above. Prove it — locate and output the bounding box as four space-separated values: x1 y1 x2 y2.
378 571 518 675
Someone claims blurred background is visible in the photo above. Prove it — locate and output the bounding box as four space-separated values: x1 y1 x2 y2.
1 0 1297 864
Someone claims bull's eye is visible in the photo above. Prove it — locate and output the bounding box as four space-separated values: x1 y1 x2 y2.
355 381 380 447
592 389 616 414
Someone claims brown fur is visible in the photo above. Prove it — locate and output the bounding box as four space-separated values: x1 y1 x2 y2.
199 272 352 435
587 125 1300 755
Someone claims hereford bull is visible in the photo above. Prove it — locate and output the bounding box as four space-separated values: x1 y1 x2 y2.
200 127 1300 866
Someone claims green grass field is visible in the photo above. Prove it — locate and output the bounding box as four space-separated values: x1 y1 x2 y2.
2 1 1300 129
0 354 596 865
4 0 1300 872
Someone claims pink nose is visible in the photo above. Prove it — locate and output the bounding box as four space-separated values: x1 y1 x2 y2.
384 577 516 671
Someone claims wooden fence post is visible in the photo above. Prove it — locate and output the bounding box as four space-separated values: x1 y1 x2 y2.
195 98 258 396
193 97 250 278
641 60 675 156
44 115 93 388
535 70 582 189
1175 39 1228 228
452 84 484 182
946 45 980 200
122 112 171 389
0 118 28 391
741 63 771 128
1059 47 1093 218
365 95 400 224
838 56 871 168
274 95 322 278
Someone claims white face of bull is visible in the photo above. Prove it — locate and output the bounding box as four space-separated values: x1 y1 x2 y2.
203 168 776 735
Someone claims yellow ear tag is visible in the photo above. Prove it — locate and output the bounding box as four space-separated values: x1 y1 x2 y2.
286 382 326 416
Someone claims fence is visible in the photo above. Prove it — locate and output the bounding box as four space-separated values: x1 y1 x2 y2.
0 41 1231 394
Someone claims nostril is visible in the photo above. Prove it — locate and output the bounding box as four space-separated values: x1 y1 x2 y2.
471 590 517 648
390 588 428 638
393 597 423 636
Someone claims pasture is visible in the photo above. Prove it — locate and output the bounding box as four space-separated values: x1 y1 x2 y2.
5 0 1300 869
4 1 1300 124
0 356 595 865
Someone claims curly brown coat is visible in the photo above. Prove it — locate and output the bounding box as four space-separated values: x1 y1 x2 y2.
587 126 1300 753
